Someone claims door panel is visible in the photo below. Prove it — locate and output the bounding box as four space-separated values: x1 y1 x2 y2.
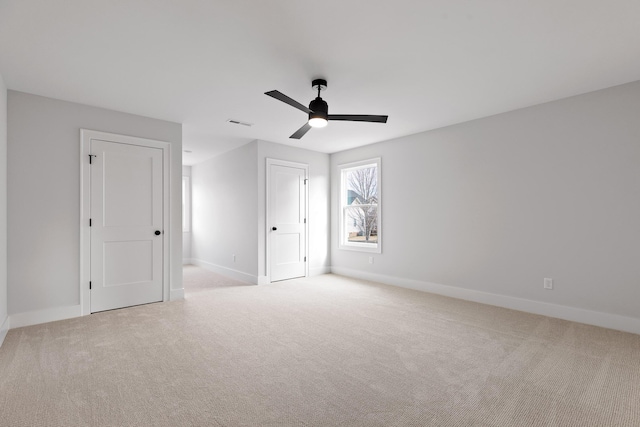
276 234 302 264
104 153 155 227
91 140 163 312
276 173 301 224
104 240 153 286
269 163 307 282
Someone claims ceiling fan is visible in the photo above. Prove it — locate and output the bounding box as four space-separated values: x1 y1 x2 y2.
265 79 389 139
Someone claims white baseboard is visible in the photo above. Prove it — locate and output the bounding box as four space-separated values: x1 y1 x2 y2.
9 304 82 329
0 315 9 347
257 276 269 285
170 288 185 300
190 258 257 285
310 266 331 276
331 267 640 336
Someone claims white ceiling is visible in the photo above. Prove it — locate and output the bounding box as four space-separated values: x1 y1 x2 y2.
1 1 639 165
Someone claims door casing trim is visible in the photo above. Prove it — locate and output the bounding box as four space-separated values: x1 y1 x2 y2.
80 129 171 316
265 158 309 283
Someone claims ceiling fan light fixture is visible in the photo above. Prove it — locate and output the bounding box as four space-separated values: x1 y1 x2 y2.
308 96 329 128
308 117 328 128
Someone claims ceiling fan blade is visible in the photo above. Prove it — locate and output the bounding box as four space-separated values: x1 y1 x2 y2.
265 90 313 114
290 123 312 139
328 114 388 123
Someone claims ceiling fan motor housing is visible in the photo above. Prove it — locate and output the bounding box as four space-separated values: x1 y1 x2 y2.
309 97 328 121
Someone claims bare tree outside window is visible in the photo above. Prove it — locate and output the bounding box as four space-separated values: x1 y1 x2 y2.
346 166 378 243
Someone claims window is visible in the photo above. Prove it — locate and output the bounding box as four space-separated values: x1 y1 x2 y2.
339 158 381 252
182 176 190 232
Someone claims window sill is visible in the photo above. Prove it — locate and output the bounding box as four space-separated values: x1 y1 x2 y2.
339 243 381 254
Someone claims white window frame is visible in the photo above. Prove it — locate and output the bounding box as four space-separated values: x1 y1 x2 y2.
339 158 381 253
182 175 191 233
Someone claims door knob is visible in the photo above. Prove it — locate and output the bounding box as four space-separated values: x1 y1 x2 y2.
272 227 277 231
155 230 161 235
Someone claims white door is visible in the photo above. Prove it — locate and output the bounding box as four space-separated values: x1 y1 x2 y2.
90 139 164 313
269 162 307 282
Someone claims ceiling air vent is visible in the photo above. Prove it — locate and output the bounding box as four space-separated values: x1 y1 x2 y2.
226 119 253 127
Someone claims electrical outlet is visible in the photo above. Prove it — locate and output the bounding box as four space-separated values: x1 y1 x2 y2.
369 257 374 264
544 278 553 290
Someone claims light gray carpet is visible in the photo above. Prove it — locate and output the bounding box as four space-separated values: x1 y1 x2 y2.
0 270 639 426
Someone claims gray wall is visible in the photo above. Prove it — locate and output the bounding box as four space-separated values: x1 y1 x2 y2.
182 165 192 263
191 140 331 282
191 142 259 278
7 91 183 316
331 81 640 320
0 75 7 333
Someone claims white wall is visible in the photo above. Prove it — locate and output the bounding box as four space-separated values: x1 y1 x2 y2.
191 142 258 282
7 91 182 323
191 140 330 284
331 81 640 333
0 75 7 344
182 165 192 263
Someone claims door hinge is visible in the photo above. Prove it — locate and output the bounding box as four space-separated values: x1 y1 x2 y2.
304 218 306 224
304 256 307 262
304 179 308 185
88 154 96 164
89 281 92 290
89 218 92 227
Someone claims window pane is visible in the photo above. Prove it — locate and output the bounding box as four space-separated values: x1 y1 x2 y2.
345 165 377 206
345 206 378 244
